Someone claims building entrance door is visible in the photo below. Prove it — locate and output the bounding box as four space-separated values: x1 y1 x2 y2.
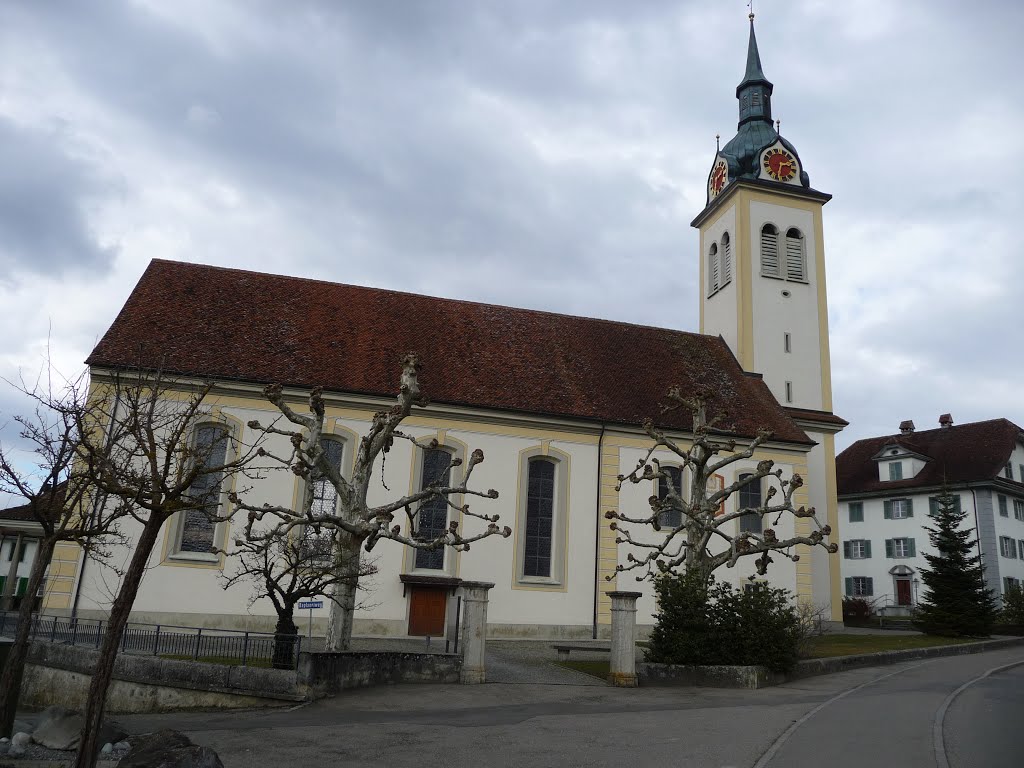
408 586 447 636
895 577 912 606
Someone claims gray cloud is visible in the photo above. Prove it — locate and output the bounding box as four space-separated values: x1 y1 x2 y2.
0 118 117 279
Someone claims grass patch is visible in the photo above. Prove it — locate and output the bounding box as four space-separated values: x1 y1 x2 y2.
802 634 980 659
159 653 275 669
557 660 610 679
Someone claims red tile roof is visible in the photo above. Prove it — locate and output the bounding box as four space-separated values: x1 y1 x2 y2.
86 260 813 444
837 419 1024 495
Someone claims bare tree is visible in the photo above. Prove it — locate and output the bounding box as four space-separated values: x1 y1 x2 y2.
0 371 129 738
235 354 510 651
218 530 377 668
70 368 265 768
607 389 837 588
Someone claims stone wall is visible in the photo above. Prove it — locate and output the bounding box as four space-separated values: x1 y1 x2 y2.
22 641 301 713
297 651 461 698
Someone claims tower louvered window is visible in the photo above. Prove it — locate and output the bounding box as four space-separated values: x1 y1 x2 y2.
708 243 720 295
760 224 780 277
720 232 732 285
785 228 806 281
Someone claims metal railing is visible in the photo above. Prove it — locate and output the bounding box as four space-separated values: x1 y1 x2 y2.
0 611 303 670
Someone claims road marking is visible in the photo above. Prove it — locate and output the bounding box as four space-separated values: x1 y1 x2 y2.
752 661 934 768
933 658 1024 768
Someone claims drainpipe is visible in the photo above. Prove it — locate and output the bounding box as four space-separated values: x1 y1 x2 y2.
968 486 988 590
592 425 606 640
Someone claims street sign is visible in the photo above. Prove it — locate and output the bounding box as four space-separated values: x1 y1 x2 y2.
298 600 323 609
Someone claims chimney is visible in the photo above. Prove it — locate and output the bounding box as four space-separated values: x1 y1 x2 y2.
939 413 953 429
899 420 915 434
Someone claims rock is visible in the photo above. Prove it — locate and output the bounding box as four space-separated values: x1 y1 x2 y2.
9 743 25 757
30 706 127 752
0 737 7 743
114 741 131 751
11 731 32 747
12 719 32 736
117 730 223 768
102 742 114 754
31 710 84 750
0 741 8 755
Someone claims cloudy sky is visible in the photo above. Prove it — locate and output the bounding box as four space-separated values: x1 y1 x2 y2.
0 0 1020 491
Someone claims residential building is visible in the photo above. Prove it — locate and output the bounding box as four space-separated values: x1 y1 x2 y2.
837 416 1024 613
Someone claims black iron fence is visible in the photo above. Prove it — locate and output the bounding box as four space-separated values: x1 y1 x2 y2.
0 611 303 669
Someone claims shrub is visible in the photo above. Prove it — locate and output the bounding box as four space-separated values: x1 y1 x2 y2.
646 573 802 674
999 583 1024 625
842 597 875 625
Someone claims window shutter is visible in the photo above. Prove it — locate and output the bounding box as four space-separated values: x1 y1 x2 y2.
785 231 805 280
906 499 914 517
1018 540 1024 559
761 228 779 276
845 577 853 596
885 539 894 558
864 540 872 558
709 246 719 293
908 539 916 557
884 500 893 519
866 577 874 596
721 236 732 284
843 541 851 559
929 497 938 516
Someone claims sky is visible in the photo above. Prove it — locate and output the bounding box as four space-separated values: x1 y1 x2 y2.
0 0 1021 499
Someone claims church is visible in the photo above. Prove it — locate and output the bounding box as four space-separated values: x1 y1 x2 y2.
42 16 847 638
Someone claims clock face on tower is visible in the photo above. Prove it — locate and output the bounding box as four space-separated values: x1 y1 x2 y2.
762 147 797 182
708 158 729 199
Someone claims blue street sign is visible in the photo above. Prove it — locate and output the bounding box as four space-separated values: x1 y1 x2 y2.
298 600 324 610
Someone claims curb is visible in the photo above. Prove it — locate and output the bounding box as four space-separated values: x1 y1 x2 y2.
790 636 1024 681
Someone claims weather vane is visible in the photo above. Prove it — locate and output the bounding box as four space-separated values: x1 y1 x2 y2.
748 0 755 20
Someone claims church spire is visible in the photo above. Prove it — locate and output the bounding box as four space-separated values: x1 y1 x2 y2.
735 15 773 127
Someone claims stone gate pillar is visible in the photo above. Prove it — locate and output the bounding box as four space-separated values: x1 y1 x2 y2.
459 581 494 684
607 590 642 687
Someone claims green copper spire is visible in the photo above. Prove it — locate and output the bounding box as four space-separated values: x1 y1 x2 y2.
735 15 773 127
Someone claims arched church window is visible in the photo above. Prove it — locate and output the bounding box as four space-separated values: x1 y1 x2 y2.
785 228 806 281
708 243 720 295
720 232 732 286
760 224 780 278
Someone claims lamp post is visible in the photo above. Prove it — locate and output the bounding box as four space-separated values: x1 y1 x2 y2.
912 577 920 605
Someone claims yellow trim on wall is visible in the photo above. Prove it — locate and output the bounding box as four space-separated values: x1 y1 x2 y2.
823 433 842 621
595 442 621 624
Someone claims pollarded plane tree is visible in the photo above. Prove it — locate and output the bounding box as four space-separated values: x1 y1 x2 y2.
234 354 511 652
607 388 837 589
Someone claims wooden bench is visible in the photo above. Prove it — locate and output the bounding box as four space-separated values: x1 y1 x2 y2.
552 644 611 661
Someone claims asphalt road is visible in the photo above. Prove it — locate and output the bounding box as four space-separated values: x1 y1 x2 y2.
117 645 1024 768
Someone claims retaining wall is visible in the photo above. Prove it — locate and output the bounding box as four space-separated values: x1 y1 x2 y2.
297 651 462 698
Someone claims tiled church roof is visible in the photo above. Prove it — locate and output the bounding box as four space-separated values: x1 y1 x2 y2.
837 419 1024 495
87 259 814 444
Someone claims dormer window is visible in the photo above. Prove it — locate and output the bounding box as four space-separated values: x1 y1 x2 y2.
889 462 903 481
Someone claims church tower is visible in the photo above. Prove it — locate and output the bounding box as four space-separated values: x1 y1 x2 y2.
693 13 833 414
693 13 845 622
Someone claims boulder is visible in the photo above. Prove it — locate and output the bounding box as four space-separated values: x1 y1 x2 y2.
30 705 127 752
11 731 32 747
117 730 223 768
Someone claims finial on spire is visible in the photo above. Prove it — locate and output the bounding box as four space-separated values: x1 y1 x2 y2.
716 133 721 151
775 119 781 133
748 0 755 21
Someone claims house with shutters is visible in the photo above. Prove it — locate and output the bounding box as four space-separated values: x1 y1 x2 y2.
836 416 1024 613
43 15 848 639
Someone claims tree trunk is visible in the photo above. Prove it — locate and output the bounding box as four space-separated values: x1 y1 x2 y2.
272 611 299 669
324 535 363 652
0 536 55 738
73 520 162 768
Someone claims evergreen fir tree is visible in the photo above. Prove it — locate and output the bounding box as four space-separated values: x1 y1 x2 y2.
913 487 997 636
